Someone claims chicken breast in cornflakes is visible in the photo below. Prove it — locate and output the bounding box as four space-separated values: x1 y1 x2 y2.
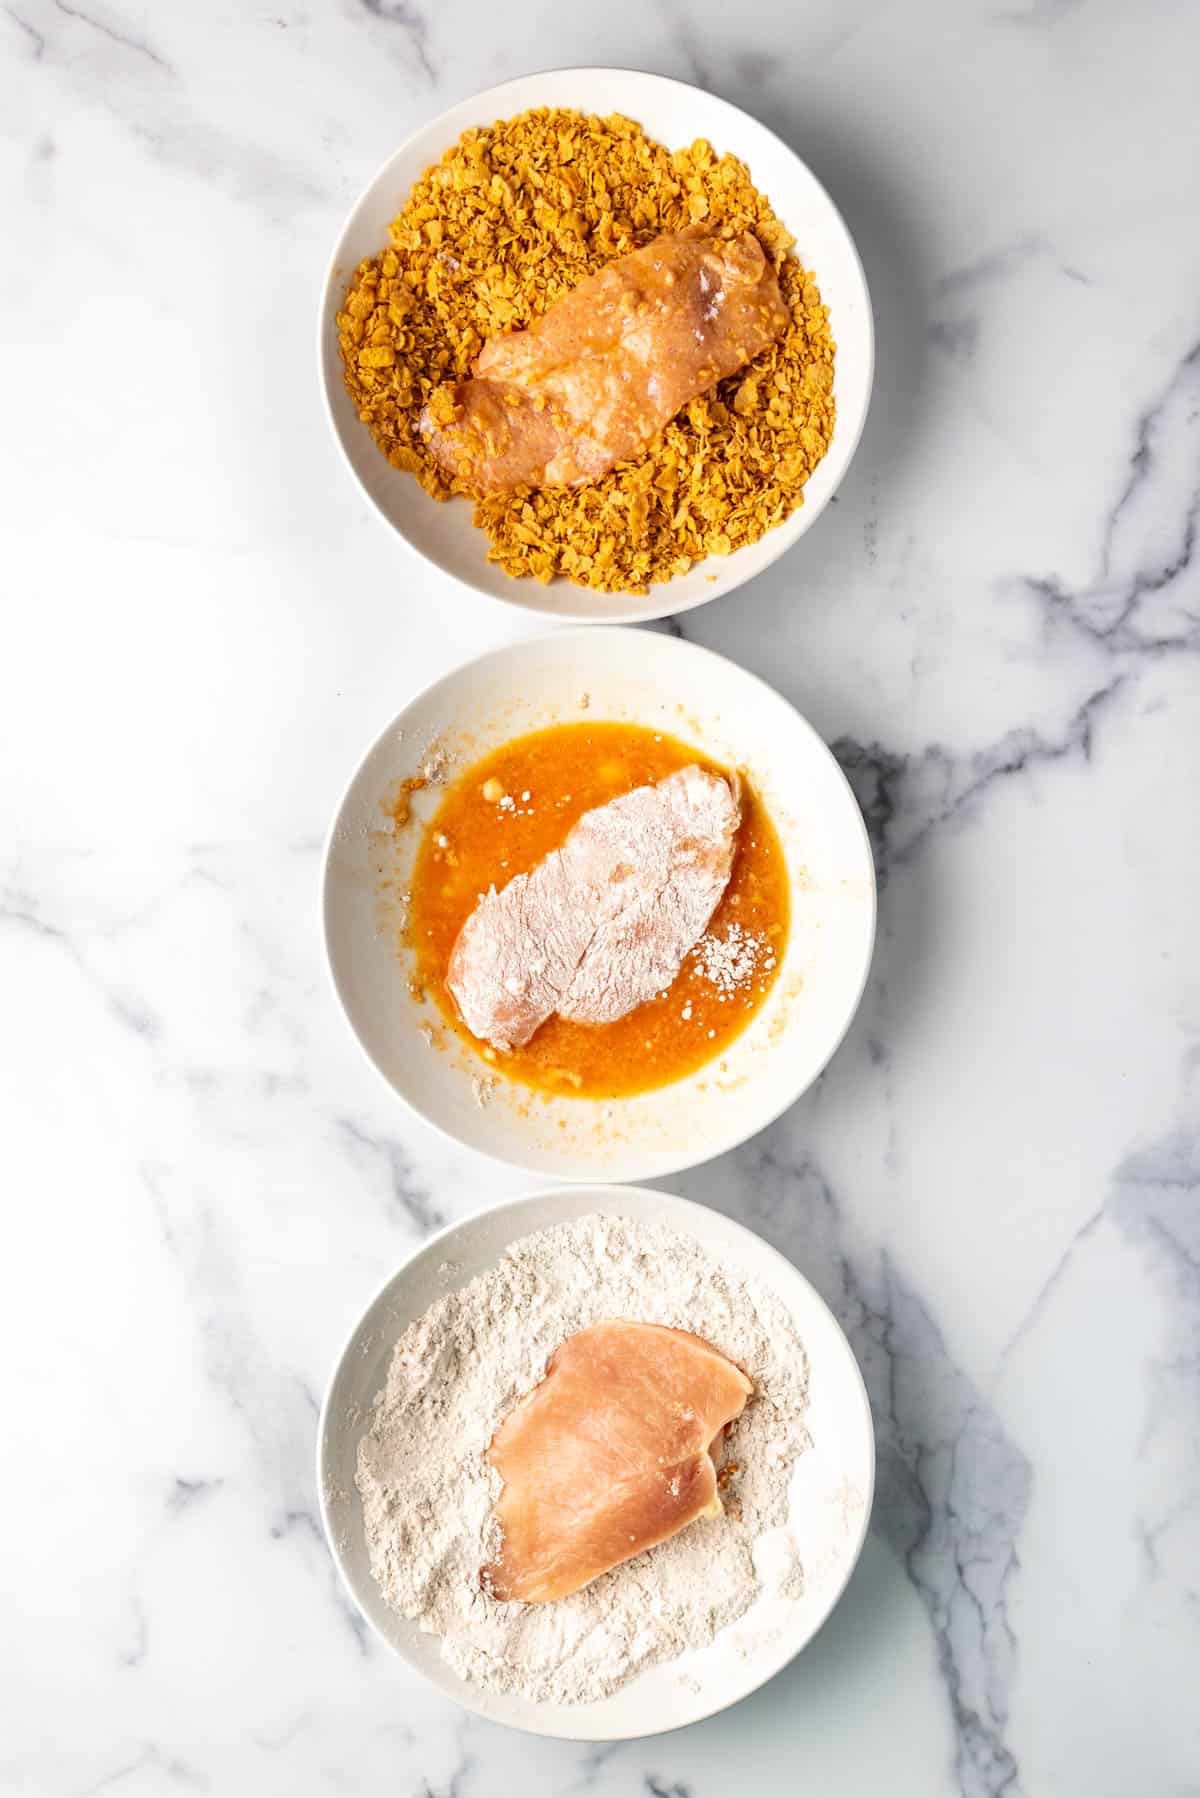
422 227 788 493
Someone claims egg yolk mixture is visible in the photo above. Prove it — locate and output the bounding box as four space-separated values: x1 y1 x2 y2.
403 722 789 1101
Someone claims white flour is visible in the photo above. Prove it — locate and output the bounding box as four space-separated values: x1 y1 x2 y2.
355 1214 810 1703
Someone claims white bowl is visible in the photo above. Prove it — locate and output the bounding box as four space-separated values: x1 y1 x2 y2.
318 67 873 625
318 1185 875 1739
322 628 875 1180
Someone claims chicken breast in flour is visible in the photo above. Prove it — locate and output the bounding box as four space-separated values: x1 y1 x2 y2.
485 1321 753 1603
446 764 741 1051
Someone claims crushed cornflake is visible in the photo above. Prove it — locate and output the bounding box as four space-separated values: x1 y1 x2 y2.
692 923 766 993
337 108 835 595
472 1074 497 1108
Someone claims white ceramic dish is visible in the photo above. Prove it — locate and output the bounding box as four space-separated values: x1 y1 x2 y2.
319 66 873 624
318 1185 874 1739
322 628 875 1181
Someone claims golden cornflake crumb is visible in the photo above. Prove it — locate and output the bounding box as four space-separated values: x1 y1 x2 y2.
338 109 836 595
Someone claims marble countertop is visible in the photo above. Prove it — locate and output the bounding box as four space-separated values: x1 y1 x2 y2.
4 0 1198 1793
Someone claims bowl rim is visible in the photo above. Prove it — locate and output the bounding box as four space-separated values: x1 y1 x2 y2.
316 1181 877 1739
320 625 877 1181
317 64 875 626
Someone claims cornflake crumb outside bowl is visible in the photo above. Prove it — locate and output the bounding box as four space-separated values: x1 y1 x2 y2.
318 67 873 624
321 627 877 1182
318 1184 875 1740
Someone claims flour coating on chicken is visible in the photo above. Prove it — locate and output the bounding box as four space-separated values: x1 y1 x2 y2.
446 765 741 1050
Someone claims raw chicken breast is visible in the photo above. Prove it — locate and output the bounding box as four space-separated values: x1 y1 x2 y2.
422 226 789 493
486 1321 753 1604
446 765 741 1051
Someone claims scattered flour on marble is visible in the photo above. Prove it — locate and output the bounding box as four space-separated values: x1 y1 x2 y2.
354 1213 810 1703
